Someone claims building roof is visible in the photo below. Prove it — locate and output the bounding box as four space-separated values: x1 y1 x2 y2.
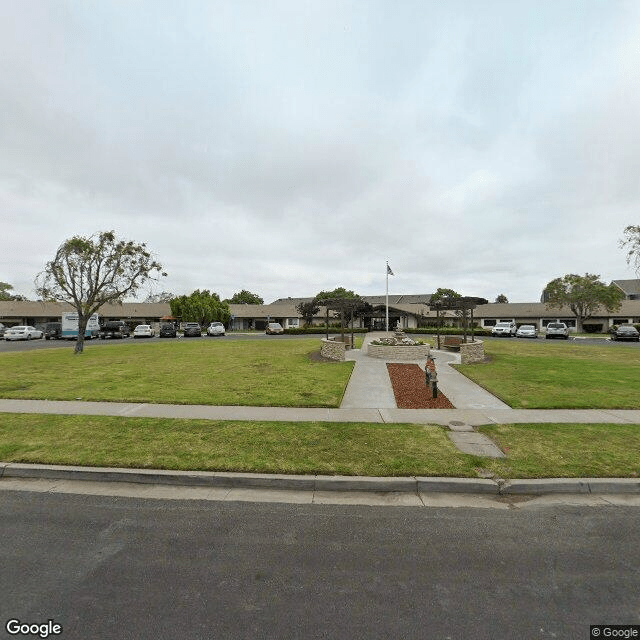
0 300 172 319
3 297 640 322
229 303 311 319
612 279 640 297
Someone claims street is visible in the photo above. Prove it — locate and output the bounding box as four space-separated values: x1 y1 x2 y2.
1 490 639 639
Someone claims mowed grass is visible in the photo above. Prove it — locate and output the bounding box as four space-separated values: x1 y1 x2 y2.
0 339 354 407
477 423 640 478
456 340 640 408
1 414 639 478
0 414 477 477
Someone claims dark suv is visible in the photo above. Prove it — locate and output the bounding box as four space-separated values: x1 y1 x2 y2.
44 322 62 340
100 321 131 339
159 324 177 338
183 323 202 337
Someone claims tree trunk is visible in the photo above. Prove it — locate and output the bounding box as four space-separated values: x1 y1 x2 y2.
74 313 87 354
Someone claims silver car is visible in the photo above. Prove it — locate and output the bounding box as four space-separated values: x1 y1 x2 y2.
516 324 538 338
4 325 43 341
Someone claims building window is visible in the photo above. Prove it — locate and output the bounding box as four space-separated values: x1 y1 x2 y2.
287 318 299 328
613 318 630 324
559 318 576 328
482 319 496 327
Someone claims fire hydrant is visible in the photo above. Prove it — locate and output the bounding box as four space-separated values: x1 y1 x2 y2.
425 355 438 398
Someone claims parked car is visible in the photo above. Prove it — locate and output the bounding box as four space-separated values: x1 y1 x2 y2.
206 321 226 337
44 322 62 340
611 325 640 342
516 324 538 338
4 325 43 341
159 324 177 338
100 320 131 339
545 322 569 339
183 322 202 337
133 324 155 338
265 322 284 335
491 321 516 337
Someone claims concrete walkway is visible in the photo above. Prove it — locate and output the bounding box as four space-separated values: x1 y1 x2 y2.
342 331 510 410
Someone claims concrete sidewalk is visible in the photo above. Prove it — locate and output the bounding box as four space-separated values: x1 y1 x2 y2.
1 398 639 426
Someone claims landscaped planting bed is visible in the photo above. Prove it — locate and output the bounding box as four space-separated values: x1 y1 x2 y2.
386 363 454 409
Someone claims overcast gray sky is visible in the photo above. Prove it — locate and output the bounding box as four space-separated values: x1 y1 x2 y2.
2 1 639 304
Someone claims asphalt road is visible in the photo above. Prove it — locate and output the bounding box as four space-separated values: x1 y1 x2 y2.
1 490 639 639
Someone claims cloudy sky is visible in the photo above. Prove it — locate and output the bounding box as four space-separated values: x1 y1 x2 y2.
2 1 639 304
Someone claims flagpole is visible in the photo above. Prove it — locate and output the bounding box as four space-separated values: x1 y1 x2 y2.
385 261 389 333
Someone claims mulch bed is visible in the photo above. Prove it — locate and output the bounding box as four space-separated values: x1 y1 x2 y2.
387 363 455 409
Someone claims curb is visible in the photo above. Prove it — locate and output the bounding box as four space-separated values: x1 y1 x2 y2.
2 463 640 495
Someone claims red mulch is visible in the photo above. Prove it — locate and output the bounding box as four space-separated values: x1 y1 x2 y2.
387 363 455 409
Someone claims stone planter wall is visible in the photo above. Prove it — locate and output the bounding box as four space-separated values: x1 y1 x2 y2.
459 339 485 364
320 338 346 361
367 343 430 360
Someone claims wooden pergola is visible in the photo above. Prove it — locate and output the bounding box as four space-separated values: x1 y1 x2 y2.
429 296 488 348
320 297 367 346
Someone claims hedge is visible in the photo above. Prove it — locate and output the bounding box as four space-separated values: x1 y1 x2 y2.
283 327 369 335
405 327 493 337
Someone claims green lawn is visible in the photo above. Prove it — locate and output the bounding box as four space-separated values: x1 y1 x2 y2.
0 414 477 477
1 414 639 478
477 423 640 478
456 340 640 408
0 339 354 407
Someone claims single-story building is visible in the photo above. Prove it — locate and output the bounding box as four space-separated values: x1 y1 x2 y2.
0 301 172 331
473 300 640 333
2 287 640 333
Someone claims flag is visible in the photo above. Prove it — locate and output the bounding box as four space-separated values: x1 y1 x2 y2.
387 264 394 276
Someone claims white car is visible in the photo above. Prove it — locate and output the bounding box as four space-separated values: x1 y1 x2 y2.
516 324 538 338
206 322 226 337
133 324 155 338
491 321 516 337
4 325 43 341
545 322 569 339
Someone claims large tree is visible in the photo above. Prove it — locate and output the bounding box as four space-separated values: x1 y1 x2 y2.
170 290 231 327
226 289 264 305
0 282 28 301
314 287 359 302
35 231 165 353
620 225 640 274
313 287 363 339
144 291 175 303
495 293 509 304
431 287 461 303
544 273 624 332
